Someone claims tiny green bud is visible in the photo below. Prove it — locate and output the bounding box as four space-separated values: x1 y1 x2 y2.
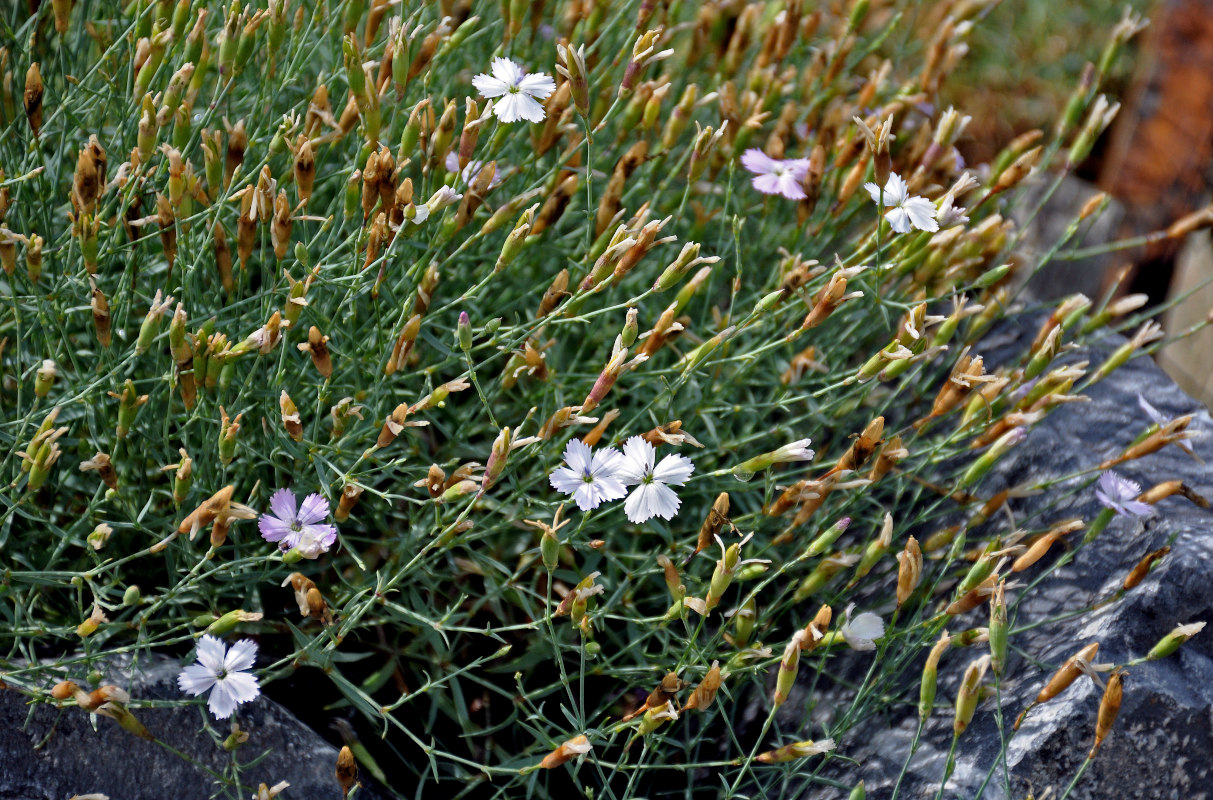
123 585 142 606
457 311 472 352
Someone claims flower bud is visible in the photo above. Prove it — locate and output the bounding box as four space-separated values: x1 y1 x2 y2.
773 630 807 706
34 359 56 397
954 655 990 736
1146 621 1205 661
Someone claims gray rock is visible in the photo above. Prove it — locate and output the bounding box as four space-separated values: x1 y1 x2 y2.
826 314 1213 799
0 654 390 800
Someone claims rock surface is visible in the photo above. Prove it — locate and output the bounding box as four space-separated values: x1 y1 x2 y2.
821 314 1213 799
0 653 390 800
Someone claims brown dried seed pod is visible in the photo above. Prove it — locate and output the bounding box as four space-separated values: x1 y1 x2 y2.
681 662 722 712
335 483 363 522
292 135 315 202
694 492 730 557
1090 669 1125 757
1123 546 1170 590
24 62 43 136
299 325 333 378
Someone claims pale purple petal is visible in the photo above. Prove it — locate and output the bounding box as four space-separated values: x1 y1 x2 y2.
472 73 509 98
224 639 258 673
218 671 260 706
1137 393 1167 427
259 515 293 543
296 523 337 557
653 453 694 485
563 439 593 475
269 488 297 522
297 493 330 525
903 197 940 232
775 171 807 199
195 635 227 673
1122 499 1156 517
206 680 240 719
550 466 585 495
741 148 779 176
574 474 626 511
516 72 556 99
751 173 785 195
177 664 217 695
589 446 623 478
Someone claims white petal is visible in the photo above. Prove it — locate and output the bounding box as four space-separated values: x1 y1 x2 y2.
550 466 585 495
178 664 217 695
885 207 911 234
903 197 940 232
493 93 525 123
224 638 258 673
490 57 524 86
646 481 682 520
617 437 654 484
864 181 883 205
195 635 227 674
624 483 655 523
219 671 260 706
563 439 593 474
516 72 556 100
472 74 509 98
206 681 239 719
652 453 694 486
589 446 623 478
513 94 547 123
884 174 908 205
846 611 885 641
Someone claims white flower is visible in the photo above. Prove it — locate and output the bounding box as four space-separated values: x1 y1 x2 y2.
549 439 628 511
772 438 815 462
426 185 463 214
615 436 694 523
840 604 885 651
472 57 556 124
864 173 939 233
177 635 261 719
444 152 505 189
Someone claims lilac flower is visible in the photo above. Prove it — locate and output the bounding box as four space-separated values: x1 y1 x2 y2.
259 489 338 558
864 173 939 233
177 635 261 719
549 439 628 512
615 436 694 524
472 57 556 123
1095 471 1154 518
740 149 812 200
1138 393 1198 458
444 152 505 189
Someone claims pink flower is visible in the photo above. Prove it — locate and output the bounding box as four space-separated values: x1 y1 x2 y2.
740 149 812 200
1095 471 1154 518
259 489 338 558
